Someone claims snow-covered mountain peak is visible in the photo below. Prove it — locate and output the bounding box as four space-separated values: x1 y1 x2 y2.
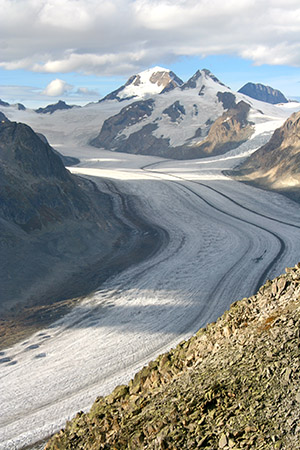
99 67 183 103
118 66 183 99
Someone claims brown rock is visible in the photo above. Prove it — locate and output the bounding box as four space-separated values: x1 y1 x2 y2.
219 433 228 448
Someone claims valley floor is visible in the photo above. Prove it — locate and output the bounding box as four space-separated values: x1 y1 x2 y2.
1 129 300 449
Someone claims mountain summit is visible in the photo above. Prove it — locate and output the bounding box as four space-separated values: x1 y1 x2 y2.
238 82 288 104
99 66 183 102
181 68 227 91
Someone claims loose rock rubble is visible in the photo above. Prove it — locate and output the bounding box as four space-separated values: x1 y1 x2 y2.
45 264 300 449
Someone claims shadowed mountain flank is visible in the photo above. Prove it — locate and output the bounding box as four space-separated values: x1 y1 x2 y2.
90 99 156 149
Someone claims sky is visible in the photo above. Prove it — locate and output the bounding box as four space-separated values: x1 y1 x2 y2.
1 0 300 108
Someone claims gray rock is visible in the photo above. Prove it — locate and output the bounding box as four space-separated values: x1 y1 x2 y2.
162 101 185 122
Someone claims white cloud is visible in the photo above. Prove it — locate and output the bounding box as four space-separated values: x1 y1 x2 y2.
1 0 300 75
32 51 147 75
42 79 73 96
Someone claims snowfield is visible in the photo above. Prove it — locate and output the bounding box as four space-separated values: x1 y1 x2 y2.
1 102 300 449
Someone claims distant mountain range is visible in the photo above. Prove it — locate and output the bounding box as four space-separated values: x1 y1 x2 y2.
0 66 298 194
91 68 256 159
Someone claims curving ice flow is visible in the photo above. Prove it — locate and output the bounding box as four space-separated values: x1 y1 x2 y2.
1 127 300 449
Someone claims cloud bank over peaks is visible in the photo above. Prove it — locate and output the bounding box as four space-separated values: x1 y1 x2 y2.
42 79 73 96
1 0 300 75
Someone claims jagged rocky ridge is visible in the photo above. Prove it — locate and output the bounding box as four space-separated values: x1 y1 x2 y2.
231 110 300 202
91 71 254 159
238 83 288 104
35 100 76 114
45 264 300 449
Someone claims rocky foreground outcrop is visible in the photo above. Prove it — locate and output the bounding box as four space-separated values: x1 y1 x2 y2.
45 264 300 449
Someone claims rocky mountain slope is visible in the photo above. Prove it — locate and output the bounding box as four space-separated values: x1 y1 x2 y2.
231 110 300 201
91 69 256 159
98 66 183 102
238 82 288 104
0 120 155 341
192 98 253 156
45 263 300 450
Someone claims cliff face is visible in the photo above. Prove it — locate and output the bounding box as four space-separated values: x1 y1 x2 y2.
232 110 300 201
45 264 300 450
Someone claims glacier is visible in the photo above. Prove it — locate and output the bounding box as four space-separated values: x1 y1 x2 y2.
0 99 300 449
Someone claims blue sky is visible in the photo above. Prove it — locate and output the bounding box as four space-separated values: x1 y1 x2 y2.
1 0 300 108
